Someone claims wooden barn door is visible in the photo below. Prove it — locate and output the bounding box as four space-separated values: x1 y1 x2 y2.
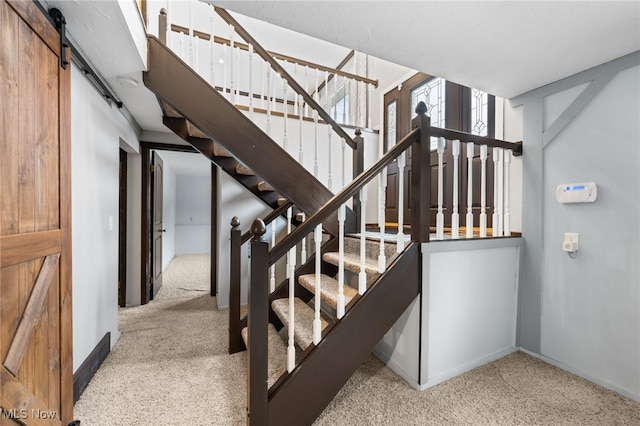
0 1 72 425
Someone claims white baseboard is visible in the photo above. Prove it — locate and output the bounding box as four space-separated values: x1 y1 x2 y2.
518 348 640 402
418 347 517 391
374 346 518 391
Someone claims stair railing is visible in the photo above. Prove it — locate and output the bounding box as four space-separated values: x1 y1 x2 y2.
155 4 374 192
228 201 302 354
243 103 522 423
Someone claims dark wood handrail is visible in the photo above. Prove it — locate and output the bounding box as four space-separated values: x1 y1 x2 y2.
430 127 523 156
169 24 377 87
241 201 293 244
214 7 357 150
267 128 420 264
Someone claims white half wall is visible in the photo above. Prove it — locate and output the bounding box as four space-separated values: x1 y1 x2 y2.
71 63 140 370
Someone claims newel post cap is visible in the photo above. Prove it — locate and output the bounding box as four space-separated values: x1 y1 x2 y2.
415 101 428 116
231 216 240 229
250 218 266 241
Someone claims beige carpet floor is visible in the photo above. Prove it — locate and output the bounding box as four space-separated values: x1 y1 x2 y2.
74 254 640 425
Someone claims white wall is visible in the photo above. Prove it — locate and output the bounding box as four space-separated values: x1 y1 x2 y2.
514 54 640 400
71 63 140 370
161 156 177 269
216 171 274 309
125 152 142 307
175 175 211 254
374 238 522 390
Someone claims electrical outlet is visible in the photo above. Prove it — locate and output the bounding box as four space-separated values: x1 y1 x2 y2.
563 232 579 252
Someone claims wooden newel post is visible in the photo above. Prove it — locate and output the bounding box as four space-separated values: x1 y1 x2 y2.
229 216 244 354
411 102 432 242
352 128 365 231
247 218 268 426
159 9 168 45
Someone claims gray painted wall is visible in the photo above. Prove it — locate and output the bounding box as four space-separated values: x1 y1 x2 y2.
513 52 640 400
71 63 140 369
175 175 211 255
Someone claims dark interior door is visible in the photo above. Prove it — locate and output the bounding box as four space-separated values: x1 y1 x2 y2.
151 151 163 299
384 73 433 228
384 74 496 232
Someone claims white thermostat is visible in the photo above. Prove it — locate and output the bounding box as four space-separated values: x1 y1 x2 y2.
555 182 597 203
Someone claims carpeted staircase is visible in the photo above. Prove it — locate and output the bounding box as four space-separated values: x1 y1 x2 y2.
241 236 401 396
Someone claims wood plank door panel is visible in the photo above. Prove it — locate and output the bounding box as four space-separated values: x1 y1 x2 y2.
0 1 71 424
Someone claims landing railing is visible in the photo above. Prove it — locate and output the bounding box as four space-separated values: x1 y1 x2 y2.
153 2 375 193
242 104 522 424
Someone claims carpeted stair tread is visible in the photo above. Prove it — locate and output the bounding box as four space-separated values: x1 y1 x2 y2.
235 164 255 176
213 143 233 157
161 101 182 118
277 197 289 207
186 121 208 139
344 236 398 261
271 298 327 350
322 251 381 276
257 181 274 192
298 274 358 310
241 323 287 388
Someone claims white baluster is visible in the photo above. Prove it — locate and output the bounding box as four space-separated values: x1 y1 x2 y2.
235 43 240 105
466 142 474 239
248 45 254 120
378 170 386 273
397 151 405 252
343 80 348 125
265 66 271 136
194 35 199 72
337 204 346 318
300 213 307 263
436 138 445 240
313 69 319 178
261 62 266 109
222 40 228 99
367 82 372 129
313 224 322 344
492 148 502 237
189 0 194 65
359 187 367 295
270 221 276 292
283 76 288 151
504 150 512 236
287 241 296 373
299 93 304 164
480 145 488 238
272 69 277 128
341 138 347 190
327 129 333 191
179 31 185 60
304 66 309 117
286 206 292 278
229 27 234 103
209 16 215 86
452 140 460 239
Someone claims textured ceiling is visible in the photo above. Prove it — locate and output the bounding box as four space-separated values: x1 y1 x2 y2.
208 1 640 98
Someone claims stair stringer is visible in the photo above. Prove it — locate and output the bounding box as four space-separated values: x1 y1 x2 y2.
161 115 282 209
144 35 355 235
267 242 421 426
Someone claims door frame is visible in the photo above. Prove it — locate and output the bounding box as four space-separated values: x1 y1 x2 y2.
139 142 217 304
